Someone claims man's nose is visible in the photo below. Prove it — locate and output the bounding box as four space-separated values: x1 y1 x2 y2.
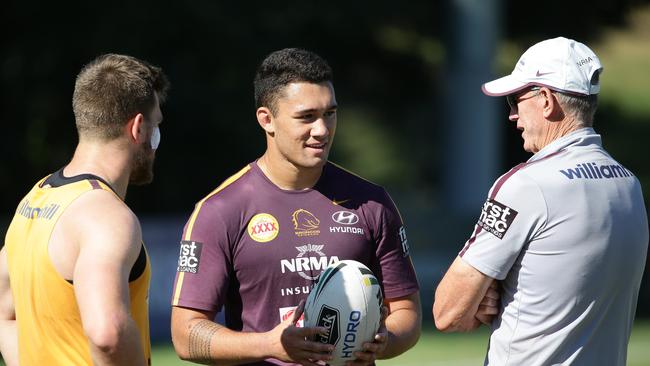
311 118 329 137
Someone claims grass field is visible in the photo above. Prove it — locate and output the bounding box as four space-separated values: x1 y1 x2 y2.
148 320 650 365
0 322 647 365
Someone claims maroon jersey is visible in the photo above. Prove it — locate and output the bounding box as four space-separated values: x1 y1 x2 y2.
171 161 418 365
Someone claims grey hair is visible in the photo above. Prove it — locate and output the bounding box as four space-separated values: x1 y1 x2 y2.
555 93 598 127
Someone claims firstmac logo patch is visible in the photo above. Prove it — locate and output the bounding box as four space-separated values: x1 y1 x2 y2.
477 199 518 239
178 240 203 273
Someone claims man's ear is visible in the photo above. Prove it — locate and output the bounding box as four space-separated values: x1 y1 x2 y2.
126 113 147 144
541 88 564 121
256 107 275 134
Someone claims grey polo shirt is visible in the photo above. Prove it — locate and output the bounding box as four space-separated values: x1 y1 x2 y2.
461 128 648 365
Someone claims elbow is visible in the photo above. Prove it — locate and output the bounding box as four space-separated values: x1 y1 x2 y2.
432 301 445 330
432 302 466 332
170 309 203 361
433 310 478 333
84 319 127 355
171 328 191 361
434 317 455 333
398 317 422 353
406 322 422 350
170 307 221 362
411 311 422 345
174 347 191 362
433 307 454 332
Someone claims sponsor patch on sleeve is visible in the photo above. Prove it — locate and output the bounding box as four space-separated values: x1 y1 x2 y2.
177 240 203 273
398 226 410 257
477 199 518 239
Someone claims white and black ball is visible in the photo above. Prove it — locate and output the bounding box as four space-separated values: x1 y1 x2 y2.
304 260 383 366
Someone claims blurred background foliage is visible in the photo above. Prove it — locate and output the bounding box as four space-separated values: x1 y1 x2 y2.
2 0 650 317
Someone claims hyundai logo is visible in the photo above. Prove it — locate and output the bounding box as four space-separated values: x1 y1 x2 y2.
332 211 359 225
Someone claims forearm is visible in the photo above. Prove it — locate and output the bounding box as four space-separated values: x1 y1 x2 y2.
433 257 494 332
174 318 270 365
0 319 18 366
434 280 483 332
88 318 147 366
380 307 421 359
435 306 482 332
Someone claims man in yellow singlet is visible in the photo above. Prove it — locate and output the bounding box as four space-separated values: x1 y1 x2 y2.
0 53 169 365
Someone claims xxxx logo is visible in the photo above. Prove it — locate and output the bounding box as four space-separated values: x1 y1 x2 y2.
247 213 279 243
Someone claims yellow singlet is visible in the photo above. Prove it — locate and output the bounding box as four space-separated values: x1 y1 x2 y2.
4 171 151 365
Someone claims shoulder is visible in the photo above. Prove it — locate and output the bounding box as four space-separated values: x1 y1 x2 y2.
488 164 544 204
63 188 141 252
491 148 573 196
182 165 255 238
324 161 387 198
324 162 403 224
67 187 135 222
483 164 552 230
195 164 256 209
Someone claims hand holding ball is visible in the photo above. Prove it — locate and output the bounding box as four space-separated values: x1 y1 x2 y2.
304 260 383 366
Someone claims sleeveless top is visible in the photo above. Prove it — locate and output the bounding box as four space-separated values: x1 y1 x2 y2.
4 170 151 365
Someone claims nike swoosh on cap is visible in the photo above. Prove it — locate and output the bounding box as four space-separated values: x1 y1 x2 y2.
536 70 554 77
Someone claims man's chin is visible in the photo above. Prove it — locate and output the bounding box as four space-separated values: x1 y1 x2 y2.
300 158 328 170
129 166 154 185
130 150 155 185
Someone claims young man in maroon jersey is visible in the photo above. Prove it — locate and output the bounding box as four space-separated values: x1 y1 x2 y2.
170 48 424 366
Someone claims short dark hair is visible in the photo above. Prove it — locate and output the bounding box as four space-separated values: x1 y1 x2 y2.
72 53 170 140
254 48 333 113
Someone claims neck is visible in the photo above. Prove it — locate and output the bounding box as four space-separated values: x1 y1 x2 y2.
541 118 585 151
257 152 324 191
64 139 132 199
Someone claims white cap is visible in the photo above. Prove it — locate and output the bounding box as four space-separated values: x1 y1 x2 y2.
482 37 603 96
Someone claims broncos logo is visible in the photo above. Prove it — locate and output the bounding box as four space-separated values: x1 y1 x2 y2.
292 209 320 232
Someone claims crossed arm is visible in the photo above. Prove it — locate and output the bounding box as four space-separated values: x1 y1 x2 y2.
433 256 500 332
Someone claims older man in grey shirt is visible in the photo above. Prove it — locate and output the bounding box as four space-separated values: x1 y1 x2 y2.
433 37 648 365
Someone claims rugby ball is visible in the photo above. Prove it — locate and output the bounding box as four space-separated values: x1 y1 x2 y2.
304 260 383 366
